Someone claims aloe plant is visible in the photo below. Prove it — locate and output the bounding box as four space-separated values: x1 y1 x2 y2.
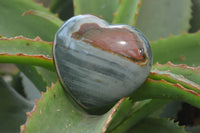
0 0 200 132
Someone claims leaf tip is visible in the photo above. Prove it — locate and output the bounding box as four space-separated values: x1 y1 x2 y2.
102 97 127 132
22 10 34 16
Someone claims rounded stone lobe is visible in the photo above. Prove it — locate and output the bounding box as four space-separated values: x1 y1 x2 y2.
71 23 146 62
53 15 153 109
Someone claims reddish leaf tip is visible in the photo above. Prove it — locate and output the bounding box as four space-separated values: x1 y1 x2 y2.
102 97 127 133
22 10 34 16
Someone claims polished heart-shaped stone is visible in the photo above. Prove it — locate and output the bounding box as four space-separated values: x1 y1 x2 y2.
53 15 153 109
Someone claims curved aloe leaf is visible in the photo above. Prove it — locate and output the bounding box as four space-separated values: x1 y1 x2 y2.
50 0 74 20
0 36 54 70
151 32 200 66
131 77 200 109
160 101 182 119
17 65 57 92
0 36 52 57
135 0 192 41
189 0 200 32
18 65 57 93
153 62 200 85
16 65 50 92
130 117 187 133
108 99 170 133
35 66 58 86
0 54 53 70
0 76 33 133
0 0 59 41
0 36 57 93
21 82 131 133
186 126 200 133
20 72 41 101
73 0 119 23
112 0 142 26
23 10 63 27
149 70 200 94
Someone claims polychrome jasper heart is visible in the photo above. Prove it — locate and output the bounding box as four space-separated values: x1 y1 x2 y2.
53 14 153 109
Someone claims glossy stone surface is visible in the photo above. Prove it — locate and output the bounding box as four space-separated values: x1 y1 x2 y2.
53 15 153 109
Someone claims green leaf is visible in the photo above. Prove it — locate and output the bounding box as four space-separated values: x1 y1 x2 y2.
17 65 58 91
186 126 200 133
112 0 142 26
17 65 57 93
104 98 133 132
21 82 130 133
135 0 192 41
109 99 169 133
0 36 54 70
130 117 187 133
17 65 48 92
0 76 33 133
0 54 53 70
50 0 74 20
130 77 200 109
20 72 41 101
0 0 59 41
73 0 119 23
149 70 200 94
23 10 63 27
151 32 200 66
0 36 52 57
153 62 200 85
11 71 26 97
35 66 58 86
189 0 200 33
160 101 182 119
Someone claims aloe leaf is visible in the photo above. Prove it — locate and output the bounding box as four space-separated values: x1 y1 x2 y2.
0 35 58 91
153 62 200 85
20 72 41 101
23 10 63 27
104 98 133 132
130 117 187 133
50 0 74 20
0 54 53 70
11 72 26 96
0 36 52 57
17 65 58 92
0 36 54 70
0 0 59 41
73 0 119 23
149 70 200 94
0 76 33 133
112 0 142 26
109 99 170 133
130 77 200 109
21 82 131 133
186 126 200 133
160 101 182 119
16 65 48 92
189 0 200 32
35 66 58 86
135 0 192 41
151 32 200 66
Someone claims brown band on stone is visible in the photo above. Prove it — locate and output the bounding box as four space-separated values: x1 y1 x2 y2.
71 23 147 63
